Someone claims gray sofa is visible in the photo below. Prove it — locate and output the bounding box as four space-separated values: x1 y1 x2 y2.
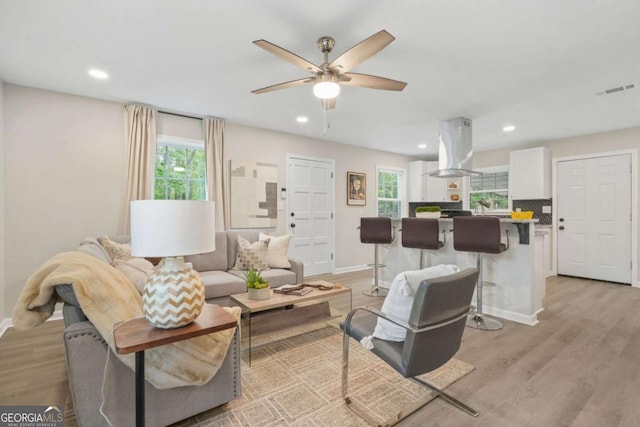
61 309 240 426
186 230 304 299
57 229 302 426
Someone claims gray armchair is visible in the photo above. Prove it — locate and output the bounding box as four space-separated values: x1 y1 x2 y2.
340 268 479 426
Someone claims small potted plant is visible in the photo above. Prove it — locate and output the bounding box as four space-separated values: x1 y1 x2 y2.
415 206 442 219
244 268 271 300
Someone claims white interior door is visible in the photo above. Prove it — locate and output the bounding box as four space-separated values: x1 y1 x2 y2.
557 154 631 283
287 155 335 277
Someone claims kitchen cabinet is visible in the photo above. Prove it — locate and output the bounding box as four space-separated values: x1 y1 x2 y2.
509 147 550 199
409 161 463 202
408 161 429 201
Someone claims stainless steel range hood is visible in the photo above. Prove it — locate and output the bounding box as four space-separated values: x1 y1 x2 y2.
427 117 480 178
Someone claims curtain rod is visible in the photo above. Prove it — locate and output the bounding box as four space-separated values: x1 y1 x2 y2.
158 110 223 120
158 110 203 120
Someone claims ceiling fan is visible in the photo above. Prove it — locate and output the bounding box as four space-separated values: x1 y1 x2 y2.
251 30 407 110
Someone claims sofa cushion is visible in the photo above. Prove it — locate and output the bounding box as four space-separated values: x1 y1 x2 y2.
226 231 259 266
113 258 155 294
259 233 292 269
98 236 132 263
227 268 297 288
199 271 246 299
77 237 112 264
232 236 269 271
185 232 229 272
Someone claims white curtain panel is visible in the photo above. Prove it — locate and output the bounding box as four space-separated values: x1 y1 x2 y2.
123 104 157 233
204 118 229 230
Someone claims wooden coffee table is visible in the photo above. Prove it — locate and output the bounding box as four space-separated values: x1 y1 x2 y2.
230 281 351 365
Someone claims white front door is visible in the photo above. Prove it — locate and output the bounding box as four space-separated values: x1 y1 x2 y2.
287 155 335 277
557 154 631 283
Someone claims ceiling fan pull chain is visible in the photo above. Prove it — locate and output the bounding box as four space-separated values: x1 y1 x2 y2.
323 107 327 135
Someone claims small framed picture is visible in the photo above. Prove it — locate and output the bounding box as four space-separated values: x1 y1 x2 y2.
347 172 366 206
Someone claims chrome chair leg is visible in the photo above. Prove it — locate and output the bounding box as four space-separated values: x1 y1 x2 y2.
363 244 388 297
466 253 502 331
412 377 479 417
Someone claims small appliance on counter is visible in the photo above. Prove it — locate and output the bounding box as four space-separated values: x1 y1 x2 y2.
440 210 473 218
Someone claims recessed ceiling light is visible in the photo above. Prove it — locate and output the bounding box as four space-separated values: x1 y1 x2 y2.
502 125 516 132
296 116 309 124
418 144 427 149
88 69 109 80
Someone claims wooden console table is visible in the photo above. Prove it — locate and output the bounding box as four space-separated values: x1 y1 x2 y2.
113 304 237 427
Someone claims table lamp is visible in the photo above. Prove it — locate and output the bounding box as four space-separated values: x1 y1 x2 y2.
130 200 215 329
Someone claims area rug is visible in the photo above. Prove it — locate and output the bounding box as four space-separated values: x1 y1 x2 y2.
65 326 474 426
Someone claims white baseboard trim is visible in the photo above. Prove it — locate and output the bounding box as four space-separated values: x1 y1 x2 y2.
483 305 540 326
333 264 370 275
0 309 63 338
0 318 12 338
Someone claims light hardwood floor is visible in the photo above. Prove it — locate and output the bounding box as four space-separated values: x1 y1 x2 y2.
2 271 639 426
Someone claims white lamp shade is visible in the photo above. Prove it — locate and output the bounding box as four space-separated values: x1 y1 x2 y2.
130 200 215 257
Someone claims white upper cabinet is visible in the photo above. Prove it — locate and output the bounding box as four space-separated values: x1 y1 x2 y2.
408 161 461 202
509 147 550 199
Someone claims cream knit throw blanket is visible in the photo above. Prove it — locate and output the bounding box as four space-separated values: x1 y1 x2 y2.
12 251 240 389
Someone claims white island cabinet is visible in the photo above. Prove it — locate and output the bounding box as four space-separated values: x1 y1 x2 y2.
509 147 550 199
380 218 544 326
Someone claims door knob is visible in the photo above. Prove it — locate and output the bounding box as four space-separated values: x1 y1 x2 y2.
559 226 565 230
290 223 296 228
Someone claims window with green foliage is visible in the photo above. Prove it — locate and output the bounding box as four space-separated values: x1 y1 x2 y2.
377 167 404 218
154 138 206 200
468 167 509 211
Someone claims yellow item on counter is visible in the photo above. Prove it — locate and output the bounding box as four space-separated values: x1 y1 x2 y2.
511 211 534 220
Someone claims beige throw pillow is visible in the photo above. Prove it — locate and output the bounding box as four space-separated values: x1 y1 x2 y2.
98 236 132 263
259 232 292 268
233 236 269 271
114 258 156 294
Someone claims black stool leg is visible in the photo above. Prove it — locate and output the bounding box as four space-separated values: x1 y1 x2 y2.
466 253 503 331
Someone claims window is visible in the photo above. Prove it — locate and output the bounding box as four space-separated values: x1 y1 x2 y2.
154 137 206 200
377 167 405 219
468 166 509 211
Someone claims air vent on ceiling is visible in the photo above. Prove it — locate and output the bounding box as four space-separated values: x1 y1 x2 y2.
595 82 638 96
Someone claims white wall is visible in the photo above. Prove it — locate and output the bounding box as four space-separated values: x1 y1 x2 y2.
225 123 410 270
475 126 640 282
1 84 412 315
0 80 5 320
3 85 126 315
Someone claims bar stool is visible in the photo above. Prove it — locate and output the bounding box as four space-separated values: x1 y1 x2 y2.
359 217 394 297
401 218 446 269
453 216 509 331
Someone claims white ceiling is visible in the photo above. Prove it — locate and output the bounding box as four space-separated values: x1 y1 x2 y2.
1 0 639 157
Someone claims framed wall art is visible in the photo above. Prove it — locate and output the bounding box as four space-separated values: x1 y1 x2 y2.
347 171 366 206
229 159 278 228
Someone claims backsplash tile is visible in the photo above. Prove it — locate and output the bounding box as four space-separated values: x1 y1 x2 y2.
512 199 552 224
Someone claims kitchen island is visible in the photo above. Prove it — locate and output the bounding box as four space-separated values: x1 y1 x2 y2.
380 218 544 325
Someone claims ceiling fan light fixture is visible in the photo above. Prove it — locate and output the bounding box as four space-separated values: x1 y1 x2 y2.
313 74 340 99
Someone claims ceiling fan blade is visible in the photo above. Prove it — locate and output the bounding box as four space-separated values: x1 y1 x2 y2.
253 39 322 73
321 97 336 110
252 77 315 94
341 73 407 91
329 30 395 73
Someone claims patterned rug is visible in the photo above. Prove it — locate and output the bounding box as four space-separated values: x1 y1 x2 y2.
65 325 474 426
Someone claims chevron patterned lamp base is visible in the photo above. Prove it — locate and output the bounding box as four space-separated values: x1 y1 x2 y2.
142 256 205 329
